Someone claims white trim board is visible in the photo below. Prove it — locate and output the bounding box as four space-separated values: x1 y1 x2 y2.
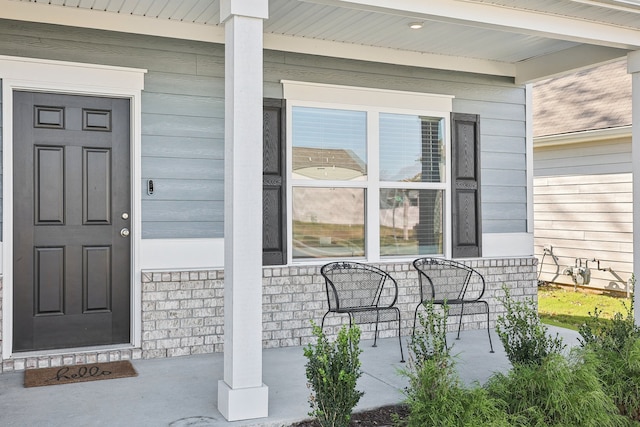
140 238 225 271
483 232 534 257
0 55 146 358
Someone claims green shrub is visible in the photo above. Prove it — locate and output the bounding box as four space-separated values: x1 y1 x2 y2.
404 301 510 427
579 300 640 421
404 354 511 427
579 300 637 353
485 351 629 427
303 322 364 427
495 286 565 365
408 301 449 370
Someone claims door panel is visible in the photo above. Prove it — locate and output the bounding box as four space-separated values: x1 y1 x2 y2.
84 148 112 224
13 91 131 352
35 146 65 225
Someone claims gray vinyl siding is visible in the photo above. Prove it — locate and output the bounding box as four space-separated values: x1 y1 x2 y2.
0 19 527 239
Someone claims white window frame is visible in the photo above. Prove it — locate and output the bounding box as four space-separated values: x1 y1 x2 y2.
282 81 454 263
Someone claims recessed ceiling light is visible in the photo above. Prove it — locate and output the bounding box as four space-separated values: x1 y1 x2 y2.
409 22 423 29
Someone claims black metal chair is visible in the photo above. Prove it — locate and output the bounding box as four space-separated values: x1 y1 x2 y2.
412 257 494 352
320 261 405 362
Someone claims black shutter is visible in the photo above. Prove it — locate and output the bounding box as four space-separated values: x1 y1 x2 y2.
263 99 287 265
451 113 482 258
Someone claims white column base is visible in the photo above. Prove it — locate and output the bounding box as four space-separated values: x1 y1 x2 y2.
217 380 269 421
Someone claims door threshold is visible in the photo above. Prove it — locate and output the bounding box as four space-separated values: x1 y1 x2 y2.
10 343 135 359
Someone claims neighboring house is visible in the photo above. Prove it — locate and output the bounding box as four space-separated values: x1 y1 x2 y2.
533 60 634 295
0 0 639 422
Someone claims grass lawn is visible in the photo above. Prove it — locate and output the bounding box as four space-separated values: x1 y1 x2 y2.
538 285 632 330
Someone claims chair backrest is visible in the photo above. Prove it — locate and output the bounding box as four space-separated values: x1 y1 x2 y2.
320 262 398 311
412 257 486 303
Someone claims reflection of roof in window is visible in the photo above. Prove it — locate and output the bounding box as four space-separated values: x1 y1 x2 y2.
293 147 366 174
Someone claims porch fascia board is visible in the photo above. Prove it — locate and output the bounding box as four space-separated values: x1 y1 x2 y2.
515 45 631 84
264 33 516 77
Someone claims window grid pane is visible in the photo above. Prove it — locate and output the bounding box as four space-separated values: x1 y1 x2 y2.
379 188 443 256
292 107 367 181
379 114 444 183
292 187 365 259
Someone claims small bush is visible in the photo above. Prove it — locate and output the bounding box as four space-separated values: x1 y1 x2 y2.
579 300 637 353
404 301 510 427
404 355 511 427
485 351 629 427
303 322 363 427
579 300 640 421
495 286 565 365
408 301 450 370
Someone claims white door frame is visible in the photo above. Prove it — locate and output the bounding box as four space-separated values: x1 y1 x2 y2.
0 55 146 358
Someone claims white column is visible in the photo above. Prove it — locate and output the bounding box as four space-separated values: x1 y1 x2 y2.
217 0 269 421
629 51 640 325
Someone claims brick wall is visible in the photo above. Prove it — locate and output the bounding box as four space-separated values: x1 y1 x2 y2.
140 257 538 357
0 257 537 372
141 270 225 358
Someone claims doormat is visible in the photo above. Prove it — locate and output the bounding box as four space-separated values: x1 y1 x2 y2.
24 360 137 388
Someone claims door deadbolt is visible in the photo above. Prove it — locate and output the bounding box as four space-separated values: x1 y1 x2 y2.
121 212 129 220
120 228 130 237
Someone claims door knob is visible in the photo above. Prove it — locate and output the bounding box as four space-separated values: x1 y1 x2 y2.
120 228 130 237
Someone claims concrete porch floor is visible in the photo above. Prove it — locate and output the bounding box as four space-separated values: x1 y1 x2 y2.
0 326 580 427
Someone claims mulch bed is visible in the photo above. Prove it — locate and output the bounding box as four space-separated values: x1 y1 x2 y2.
289 404 409 426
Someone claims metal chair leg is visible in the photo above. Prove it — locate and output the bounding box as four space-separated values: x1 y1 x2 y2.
484 302 495 353
456 303 464 340
396 308 405 362
373 310 380 347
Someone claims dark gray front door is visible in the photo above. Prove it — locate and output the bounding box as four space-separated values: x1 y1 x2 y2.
13 91 131 352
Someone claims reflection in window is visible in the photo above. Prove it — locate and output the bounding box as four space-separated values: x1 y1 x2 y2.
379 189 443 256
292 187 365 259
380 114 444 183
292 107 367 180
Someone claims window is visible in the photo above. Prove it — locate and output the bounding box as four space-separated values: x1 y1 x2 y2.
283 81 453 262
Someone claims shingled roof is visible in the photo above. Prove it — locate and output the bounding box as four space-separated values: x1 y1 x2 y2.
533 59 631 138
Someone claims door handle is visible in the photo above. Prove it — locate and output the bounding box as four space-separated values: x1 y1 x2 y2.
120 228 130 237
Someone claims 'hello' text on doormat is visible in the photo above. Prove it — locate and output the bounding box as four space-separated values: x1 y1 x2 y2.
24 360 137 387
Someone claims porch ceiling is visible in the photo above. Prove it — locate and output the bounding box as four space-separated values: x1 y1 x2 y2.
3 0 640 82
